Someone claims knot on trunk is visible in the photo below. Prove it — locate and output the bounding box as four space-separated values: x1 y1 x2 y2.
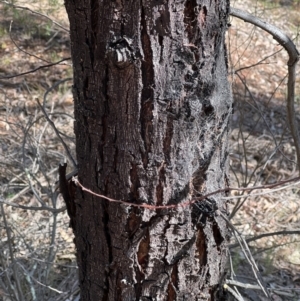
107 36 135 69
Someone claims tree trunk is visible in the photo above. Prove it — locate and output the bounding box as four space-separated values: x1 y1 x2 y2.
65 0 232 300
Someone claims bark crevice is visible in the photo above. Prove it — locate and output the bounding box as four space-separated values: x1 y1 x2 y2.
140 4 155 168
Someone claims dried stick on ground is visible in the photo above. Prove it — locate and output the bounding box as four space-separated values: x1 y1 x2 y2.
220 212 272 300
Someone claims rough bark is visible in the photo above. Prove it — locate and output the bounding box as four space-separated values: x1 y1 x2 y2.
65 0 232 300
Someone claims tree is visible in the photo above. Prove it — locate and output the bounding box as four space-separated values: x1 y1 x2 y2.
64 0 232 300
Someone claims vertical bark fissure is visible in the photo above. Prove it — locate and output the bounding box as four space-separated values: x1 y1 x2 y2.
163 116 174 163
140 3 155 169
196 227 208 267
184 0 198 44
156 164 166 205
101 203 111 301
100 65 109 174
167 263 178 301
129 163 140 201
137 228 150 273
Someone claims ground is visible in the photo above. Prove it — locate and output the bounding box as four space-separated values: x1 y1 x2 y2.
0 0 300 300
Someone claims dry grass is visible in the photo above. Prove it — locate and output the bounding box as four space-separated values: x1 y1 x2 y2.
0 1 78 300
0 0 300 300
228 0 300 299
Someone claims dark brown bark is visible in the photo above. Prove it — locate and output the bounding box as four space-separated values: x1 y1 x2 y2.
65 0 232 300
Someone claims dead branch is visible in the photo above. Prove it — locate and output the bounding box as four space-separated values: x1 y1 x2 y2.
0 197 66 213
230 230 300 249
220 212 272 299
223 283 245 301
230 7 300 174
0 204 24 301
0 0 69 32
0 58 71 80
8 21 51 64
37 80 77 169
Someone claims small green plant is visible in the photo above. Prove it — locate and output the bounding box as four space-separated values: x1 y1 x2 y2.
0 25 7 38
260 248 275 274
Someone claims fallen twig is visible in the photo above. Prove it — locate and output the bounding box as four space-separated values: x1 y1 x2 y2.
223 283 245 301
220 212 272 299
